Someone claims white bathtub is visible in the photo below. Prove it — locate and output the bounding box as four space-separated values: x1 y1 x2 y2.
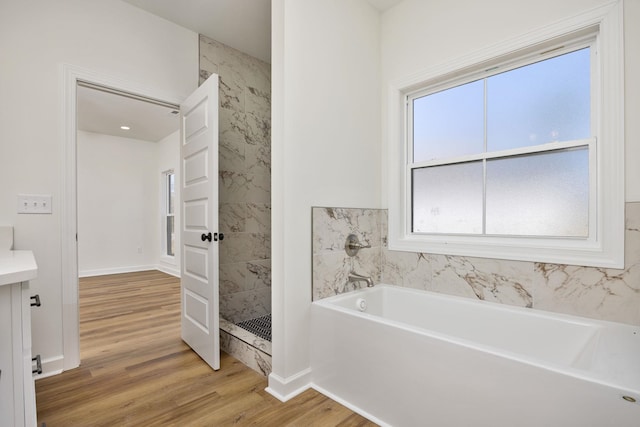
310 284 640 427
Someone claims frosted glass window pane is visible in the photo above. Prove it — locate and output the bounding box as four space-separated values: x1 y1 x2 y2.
487 48 591 152
485 148 589 236
413 162 483 234
413 80 484 162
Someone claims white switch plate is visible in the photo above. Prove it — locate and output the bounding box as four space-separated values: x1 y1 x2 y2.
17 194 53 214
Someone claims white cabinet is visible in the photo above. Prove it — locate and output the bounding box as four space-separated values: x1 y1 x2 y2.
0 251 38 427
0 281 37 427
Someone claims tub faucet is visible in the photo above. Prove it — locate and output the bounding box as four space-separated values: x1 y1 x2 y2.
348 271 374 288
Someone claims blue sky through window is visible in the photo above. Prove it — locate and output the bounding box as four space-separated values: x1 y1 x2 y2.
413 48 591 161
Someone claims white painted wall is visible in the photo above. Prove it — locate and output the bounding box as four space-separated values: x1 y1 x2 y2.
269 0 381 398
157 130 181 277
379 0 640 204
77 131 159 276
0 0 197 373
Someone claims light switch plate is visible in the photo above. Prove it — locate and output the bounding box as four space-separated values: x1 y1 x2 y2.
17 194 52 214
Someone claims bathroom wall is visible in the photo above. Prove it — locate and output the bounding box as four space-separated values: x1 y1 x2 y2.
199 35 272 324
0 0 198 374
312 202 640 326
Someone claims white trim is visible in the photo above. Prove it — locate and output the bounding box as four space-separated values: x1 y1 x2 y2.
387 1 624 268
265 369 312 402
32 355 64 380
156 263 181 278
61 64 187 372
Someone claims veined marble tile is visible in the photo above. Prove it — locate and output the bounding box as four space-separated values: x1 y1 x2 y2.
219 260 270 294
246 260 271 290
220 109 248 148
220 262 247 295
312 207 381 254
219 203 246 233
219 171 249 203
246 113 271 147
220 232 270 264
246 172 271 204
428 254 534 308
246 86 271 118
534 203 640 325
382 250 432 290
219 143 245 175
312 252 354 300
220 318 272 355
351 247 382 284
246 143 270 176
220 329 272 376
218 73 244 112
533 263 640 324
220 287 271 324
246 203 270 233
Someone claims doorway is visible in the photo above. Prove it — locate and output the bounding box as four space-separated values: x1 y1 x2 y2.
76 82 180 279
61 65 187 370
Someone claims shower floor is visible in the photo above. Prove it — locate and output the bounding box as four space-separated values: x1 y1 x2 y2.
236 314 272 342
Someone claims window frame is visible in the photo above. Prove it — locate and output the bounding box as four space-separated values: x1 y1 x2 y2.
406 41 596 238
162 169 176 258
386 2 624 268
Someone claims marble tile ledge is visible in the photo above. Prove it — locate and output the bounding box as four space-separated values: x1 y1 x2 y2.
220 317 271 356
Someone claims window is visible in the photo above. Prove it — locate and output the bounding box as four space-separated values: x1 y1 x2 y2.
409 47 592 238
387 4 624 268
164 171 176 257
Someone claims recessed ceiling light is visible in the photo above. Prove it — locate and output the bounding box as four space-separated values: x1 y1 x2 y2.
120 125 130 130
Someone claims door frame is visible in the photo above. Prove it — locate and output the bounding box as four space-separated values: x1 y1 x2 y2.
61 64 186 371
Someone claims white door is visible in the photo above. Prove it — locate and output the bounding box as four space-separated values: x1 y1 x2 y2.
180 75 220 370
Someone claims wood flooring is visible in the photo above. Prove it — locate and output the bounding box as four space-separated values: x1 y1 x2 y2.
35 270 377 426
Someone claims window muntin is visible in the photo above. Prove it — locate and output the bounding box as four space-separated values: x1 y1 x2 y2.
408 45 593 239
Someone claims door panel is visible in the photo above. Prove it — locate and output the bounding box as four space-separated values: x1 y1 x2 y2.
180 74 220 370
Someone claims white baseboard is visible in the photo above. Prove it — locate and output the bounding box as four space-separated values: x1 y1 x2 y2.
33 355 64 380
265 369 312 402
156 264 180 278
78 265 157 278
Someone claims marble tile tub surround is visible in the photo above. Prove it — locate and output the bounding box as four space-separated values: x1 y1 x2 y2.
312 203 640 326
200 35 272 324
312 207 383 301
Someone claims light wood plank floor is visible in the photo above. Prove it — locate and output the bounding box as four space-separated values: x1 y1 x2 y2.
36 270 377 426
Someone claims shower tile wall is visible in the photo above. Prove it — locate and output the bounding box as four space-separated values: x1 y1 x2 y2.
312 203 640 326
200 35 271 324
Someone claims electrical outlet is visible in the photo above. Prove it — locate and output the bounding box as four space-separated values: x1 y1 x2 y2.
17 194 53 214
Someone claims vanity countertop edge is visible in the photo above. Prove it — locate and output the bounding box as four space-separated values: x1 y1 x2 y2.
0 250 38 286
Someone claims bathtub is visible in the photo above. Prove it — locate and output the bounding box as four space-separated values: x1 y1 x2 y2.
310 284 640 427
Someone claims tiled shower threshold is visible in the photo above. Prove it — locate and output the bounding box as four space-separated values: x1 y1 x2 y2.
220 317 272 376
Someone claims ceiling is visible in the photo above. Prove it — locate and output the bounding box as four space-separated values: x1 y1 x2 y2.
77 0 404 143
77 85 180 142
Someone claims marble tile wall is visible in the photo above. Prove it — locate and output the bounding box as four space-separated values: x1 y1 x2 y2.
312 203 640 326
312 207 383 300
200 35 271 324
